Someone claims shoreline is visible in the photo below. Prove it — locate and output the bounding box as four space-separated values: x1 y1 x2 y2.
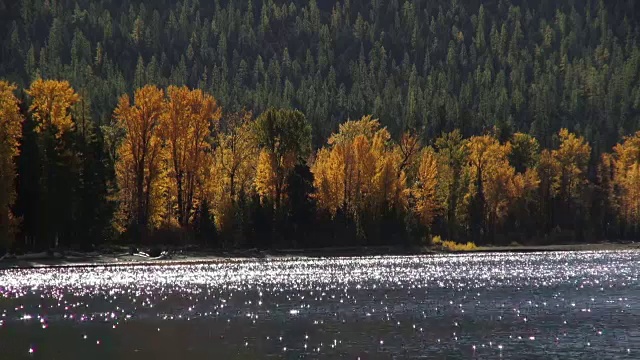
1 242 639 270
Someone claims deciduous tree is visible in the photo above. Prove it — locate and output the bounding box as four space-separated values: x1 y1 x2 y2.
411 147 440 229
161 86 220 227
210 110 258 233
27 79 80 136
0 81 24 247
113 85 165 238
612 131 640 230
552 129 591 204
26 79 81 247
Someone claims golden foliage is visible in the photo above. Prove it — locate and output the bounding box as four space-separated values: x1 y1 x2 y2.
0 81 23 158
412 147 440 227
612 131 640 225
255 149 279 204
210 111 258 232
441 240 478 251
113 85 166 233
312 145 346 215
328 115 381 145
161 86 220 226
0 81 24 245
27 79 80 136
465 135 528 225
551 128 591 200
313 115 408 218
431 236 477 251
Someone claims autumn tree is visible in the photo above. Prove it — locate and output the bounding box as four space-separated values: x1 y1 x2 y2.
464 135 529 242
411 147 440 230
26 79 80 247
372 130 408 214
313 116 384 218
0 81 24 248
254 108 312 210
210 110 258 234
612 131 640 233
552 129 592 204
113 85 165 238
161 86 220 228
313 115 409 241
27 79 80 136
551 129 591 233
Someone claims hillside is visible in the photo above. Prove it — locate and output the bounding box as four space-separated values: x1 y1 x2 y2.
1 0 639 148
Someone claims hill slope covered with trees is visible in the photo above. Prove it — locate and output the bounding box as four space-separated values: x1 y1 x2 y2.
1 0 640 251
2 0 640 146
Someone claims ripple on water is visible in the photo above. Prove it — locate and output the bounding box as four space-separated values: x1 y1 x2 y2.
0 251 639 359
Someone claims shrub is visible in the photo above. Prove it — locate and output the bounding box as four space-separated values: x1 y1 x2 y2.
431 236 477 251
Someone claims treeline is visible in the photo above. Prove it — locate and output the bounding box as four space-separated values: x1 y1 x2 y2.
1 0 640 149
1 80 640 251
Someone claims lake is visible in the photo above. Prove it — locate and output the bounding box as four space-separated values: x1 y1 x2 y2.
1 251 639 359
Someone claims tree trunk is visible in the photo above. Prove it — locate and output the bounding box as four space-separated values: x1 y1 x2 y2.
176 171 184 226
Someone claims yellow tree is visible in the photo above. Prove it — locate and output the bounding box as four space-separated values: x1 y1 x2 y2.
161 86 220 227
210 111 259 232
621 164 640 226
327 115 381 145
372 129 407 212
0 81 24 246
612 131 640 228
27 79 80 136
113 85 165 236
314 116 376 217
411 147 440 229
551 129 591 203
465 135 525 240
313 116 407 218
27 79 80 247
312 146 345 215
255 149 279 204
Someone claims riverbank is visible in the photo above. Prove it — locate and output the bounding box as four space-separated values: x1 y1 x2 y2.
1 242 639 269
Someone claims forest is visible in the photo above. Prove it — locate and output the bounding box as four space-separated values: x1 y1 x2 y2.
1 0 640 250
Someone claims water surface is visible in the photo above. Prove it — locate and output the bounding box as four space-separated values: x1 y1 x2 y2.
1 251 639 359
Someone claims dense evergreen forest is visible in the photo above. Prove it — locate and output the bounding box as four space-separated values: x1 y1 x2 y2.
1 0 640 251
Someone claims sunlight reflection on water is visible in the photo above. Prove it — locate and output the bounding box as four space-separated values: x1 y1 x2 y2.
0 251 639 359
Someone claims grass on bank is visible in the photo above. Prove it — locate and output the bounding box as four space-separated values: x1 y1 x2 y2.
431 236 478 252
